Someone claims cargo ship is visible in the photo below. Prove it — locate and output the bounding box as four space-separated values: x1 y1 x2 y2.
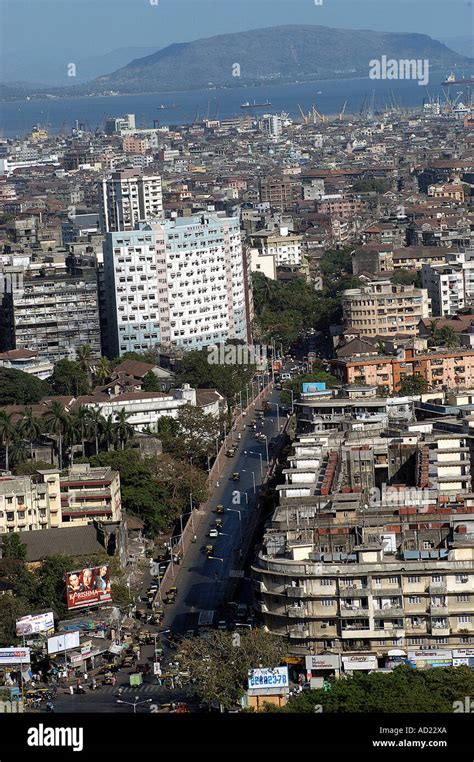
241 100 272 109
443 72 474 86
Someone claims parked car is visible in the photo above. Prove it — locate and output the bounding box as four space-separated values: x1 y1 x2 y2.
215 518 223 529
209 528 219 538
205 544 214 557
232 472 240 481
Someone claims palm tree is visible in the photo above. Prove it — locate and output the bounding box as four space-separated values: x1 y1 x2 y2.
86 406 105 455
42 401 68 470
115 409 134 450
100 414 116 452
17 406 41 462
0 411 16 472
64 415 80 466
76 345 94 382
10 436 27 469
94 356 112 385
76 406 90 458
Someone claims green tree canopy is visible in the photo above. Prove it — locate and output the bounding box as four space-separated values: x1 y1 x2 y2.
49 360 90 396
273 665 474 713
399 373 429 396
177 629 285 710
0 368 51 405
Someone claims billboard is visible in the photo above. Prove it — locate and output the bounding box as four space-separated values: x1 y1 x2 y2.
0 648 31 665
65 565 112 610
407 650 452 669
247 667 289 695
342 655 378 671
16 612 54 637
305 654 340 671
47 631 80 655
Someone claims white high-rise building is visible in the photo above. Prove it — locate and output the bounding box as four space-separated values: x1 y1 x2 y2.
103 213 249 356
98 169 163 233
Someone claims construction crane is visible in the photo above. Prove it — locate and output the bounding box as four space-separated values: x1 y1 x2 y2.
339 100 347 121
312 102 326 123
298 104 309 124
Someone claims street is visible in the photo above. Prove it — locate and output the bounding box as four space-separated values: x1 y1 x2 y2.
160 385 284 635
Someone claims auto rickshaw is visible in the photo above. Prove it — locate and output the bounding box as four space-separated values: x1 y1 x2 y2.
215 504 225 514
232 472 240 481
205 544 214 557
165 586 178 603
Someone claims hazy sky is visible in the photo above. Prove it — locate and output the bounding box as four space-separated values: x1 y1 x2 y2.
0 0 472 82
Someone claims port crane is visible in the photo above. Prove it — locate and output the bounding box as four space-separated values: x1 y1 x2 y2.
339 100 347 121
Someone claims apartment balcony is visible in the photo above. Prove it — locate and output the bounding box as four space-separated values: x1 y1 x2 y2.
286 606 306 619
405 623 428 634
341 628 373 639
428 584 447 594
286 586 307 598
288 626 310 639
372 628 405 638
253 601 269 614
429 606 449 616
430 626 451 636
339 587 370 597
340 607 370 618
373 607 404 618
374 588 403 597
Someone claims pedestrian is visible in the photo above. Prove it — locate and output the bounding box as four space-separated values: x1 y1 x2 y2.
111 676 116 687
69 685 74 696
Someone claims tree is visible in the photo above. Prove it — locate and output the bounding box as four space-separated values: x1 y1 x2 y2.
176 346 256 411
17 406 42 461
274 665 474 713
49 360 90 397
115 409 134 450
42 401 69 469
142 371 162 392
172 404 221 464
0 368 51 405
0 596 30 644
399 373 429 396
177 629 285 710
151 454 208 518
85 406 105 455
279 369 338 407
0 411 16 471
429 325 460 349
1 533 27 560
94 356 112 384
76 344 94 378
100 414 116 452
391 269 421 287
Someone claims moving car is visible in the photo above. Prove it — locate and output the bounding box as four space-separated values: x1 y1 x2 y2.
232 472 240 481
215 518 223 528
209 528 219 538
205 544 214 556
215 504 225 514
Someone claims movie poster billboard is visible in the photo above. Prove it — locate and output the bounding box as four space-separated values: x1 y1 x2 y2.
65 565 112 610
16 612 54 637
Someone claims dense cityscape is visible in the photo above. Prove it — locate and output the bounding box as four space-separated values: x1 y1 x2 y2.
0 0 473 753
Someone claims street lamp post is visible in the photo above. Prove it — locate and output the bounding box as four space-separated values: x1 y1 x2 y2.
268 402 280 430
116 697 152 714
289 390 295 414
227 508 242 547
260 434 270 463
248 450 263 478
242 469 256 494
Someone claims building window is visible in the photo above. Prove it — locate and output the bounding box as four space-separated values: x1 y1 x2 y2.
321 599 334 607
458 616 471 624
407 576 421 584
408 596 421 604
321 579 333 586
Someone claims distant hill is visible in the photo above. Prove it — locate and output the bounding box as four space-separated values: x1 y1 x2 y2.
91 24 470 94
1 25 470 100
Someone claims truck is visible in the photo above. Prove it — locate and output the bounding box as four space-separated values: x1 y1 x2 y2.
198 610 215 628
